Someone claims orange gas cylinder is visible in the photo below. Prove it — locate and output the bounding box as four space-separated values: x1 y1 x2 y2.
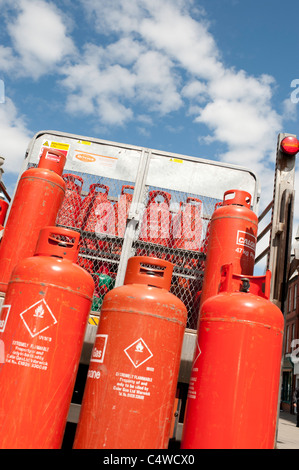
138 190 172 258
115 184 134 238
113 185 134 255
79 183 114 251
199 189 258 308
181 264 284 449
0 149 66 294
56 173 83 228
0 198 9 227
171 197 203 314
73 256 187 449
200 201 222 257
0 226 94 449
172 197 203 253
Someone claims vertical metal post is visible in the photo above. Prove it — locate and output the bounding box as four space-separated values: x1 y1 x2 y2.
268 133 297 447
267 133 296 310
114 149 151 287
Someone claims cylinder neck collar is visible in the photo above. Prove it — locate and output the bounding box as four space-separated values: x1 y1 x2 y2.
219 264 271 299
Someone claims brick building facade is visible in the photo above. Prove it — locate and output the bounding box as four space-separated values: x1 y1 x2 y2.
281 271 299 412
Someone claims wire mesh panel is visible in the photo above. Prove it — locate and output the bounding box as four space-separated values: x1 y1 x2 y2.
132 186 219 329
22 131 259 331
56 172 136 313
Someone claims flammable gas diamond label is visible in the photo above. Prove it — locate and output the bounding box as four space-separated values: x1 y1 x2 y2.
124 338 153 368
20 299 57 337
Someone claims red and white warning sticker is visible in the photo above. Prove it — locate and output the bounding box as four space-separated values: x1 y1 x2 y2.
0 304 11 332
90 334 108 363
20 299 57 338
124 338 153 369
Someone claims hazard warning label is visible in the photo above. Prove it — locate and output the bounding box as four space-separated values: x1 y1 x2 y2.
124 338 153 369
90 334 108 364
20 299 57 338
0 304 11 332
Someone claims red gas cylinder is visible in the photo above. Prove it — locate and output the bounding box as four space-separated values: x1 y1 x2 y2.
199 189 258 308
73 256 187 449
181 264 284 449
0 149 66 294
0 198 9 226
79 183 114 252
0 226 94 449
200 201 222 257
112 185 134 255
138 190 172 258
115 184 134 238
172 197 203 252
56 173 83 228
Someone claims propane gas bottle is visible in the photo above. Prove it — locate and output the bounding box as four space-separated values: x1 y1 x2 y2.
172 197 203 252
0 226 94 449
199 189 258 308
138 191 172 258
113 185 134 254
73 256 187 449
181 264 284 449
56 173 83 228
78 183 114 251
0 149 66 294
0 198 9 227
114 184 134 238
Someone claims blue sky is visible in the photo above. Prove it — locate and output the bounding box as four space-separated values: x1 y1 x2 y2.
0 0 299 236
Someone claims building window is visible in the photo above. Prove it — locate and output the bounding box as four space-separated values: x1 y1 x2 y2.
294 283 297 311
288 286 292 312
282 371 292 402
286 325 290 353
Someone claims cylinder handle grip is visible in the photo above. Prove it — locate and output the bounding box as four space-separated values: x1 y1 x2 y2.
124 256 173 290
34 226 80 261
223 189 252 209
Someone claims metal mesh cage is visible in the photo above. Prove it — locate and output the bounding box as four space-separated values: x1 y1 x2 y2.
132 186 221 329
55 172 135 315
22 131 258 331
54 172 221 329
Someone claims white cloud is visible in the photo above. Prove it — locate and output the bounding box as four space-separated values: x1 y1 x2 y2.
182 80 208 102
61 40 182 123
0 0 287 213
98 98 133 126
139 1 222 80
0 98 31 174
61 46 137 125
105 37 145 66
0 46 16 73
195 99 281 159
133 51 182 113
5 0 75 79
75 0 281 174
